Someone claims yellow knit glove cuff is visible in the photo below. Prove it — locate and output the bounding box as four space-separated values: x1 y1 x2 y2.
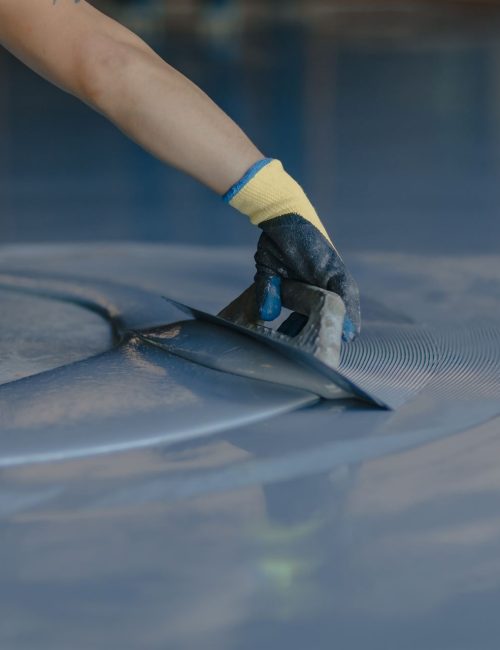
224 159 332 245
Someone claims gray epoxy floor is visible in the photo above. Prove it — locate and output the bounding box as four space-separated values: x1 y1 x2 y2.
1 3 500 649
0 242 499 650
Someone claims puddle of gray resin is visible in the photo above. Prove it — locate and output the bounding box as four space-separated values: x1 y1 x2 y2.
1 244 500 650
0 288 113 385
0 244 499 468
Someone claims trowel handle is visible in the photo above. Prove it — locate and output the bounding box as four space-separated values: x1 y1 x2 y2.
217 283 260 325
280 280 344 321
218 280 346 369
219 280 313 324
219 280 343 323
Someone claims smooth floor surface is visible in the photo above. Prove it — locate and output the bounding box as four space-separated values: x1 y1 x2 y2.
0 242 499 650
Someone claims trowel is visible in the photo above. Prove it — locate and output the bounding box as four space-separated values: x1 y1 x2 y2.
138 280 389 408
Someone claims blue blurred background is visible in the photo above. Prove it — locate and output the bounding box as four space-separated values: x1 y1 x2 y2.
1 0 500 254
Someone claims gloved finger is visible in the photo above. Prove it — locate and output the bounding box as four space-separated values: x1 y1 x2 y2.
255 273 282 321
342 316 357 343
343 280 361 338
327 271 361 339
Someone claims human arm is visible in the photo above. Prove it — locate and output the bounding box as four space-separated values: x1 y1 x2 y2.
0 0 261 192
0 0 360 337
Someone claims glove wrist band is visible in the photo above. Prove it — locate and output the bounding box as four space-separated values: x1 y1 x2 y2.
222 157 331 244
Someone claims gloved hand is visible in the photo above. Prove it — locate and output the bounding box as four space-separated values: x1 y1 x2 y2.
254 214 361 342
223 157 361 341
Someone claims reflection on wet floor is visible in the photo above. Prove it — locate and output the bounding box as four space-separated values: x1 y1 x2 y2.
1 2 500 253
4 410 500 649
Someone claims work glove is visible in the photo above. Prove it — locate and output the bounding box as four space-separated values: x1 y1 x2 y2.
254 214 361 342
223 158 361 341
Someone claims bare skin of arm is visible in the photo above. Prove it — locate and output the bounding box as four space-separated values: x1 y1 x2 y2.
0 0 263 194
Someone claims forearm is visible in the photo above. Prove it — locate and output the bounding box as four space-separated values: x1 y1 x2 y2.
0 0 361 336
0 0 262 193
83 40 262 194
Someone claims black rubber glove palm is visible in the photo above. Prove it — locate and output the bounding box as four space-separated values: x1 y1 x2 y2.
254 214 361 341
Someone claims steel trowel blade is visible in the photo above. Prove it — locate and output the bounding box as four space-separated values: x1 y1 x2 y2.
163 296 391 409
